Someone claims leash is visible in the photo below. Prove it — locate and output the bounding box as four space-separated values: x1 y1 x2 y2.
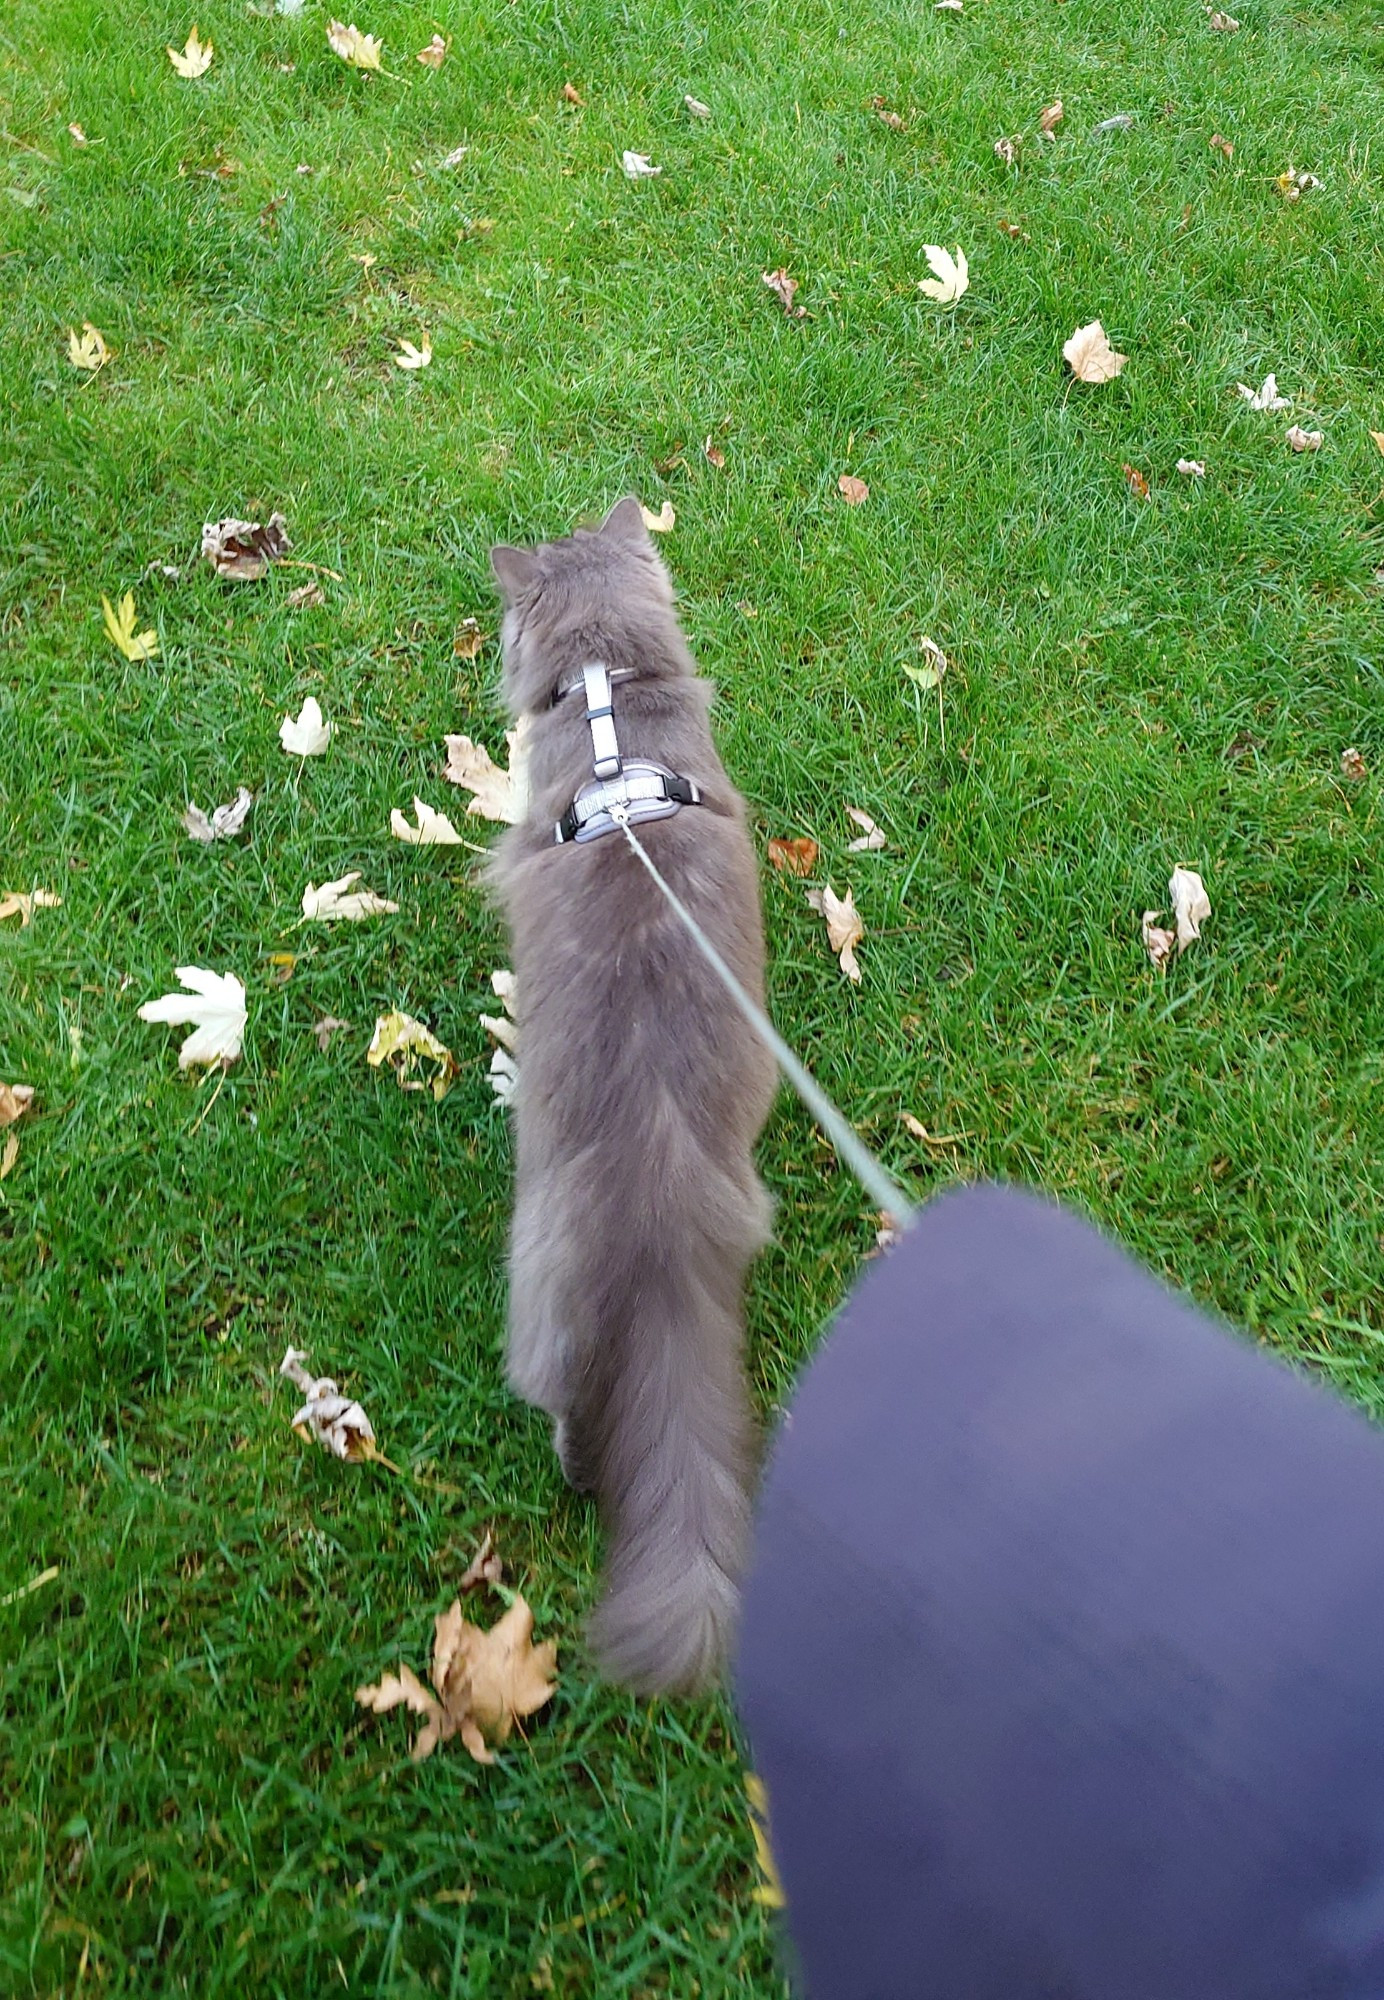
609 804 916 1228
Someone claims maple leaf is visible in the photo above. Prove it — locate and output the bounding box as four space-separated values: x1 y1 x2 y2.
313 1015 351 1051
903 635 949 690
390 797 465 845
837 473 869 505
1340 747 1367 781
1207 9 1239 27
1209 132 1233 160
279 695 333 755
0 889 62 927
917 244 969 305
301 872 400 921
453 617 489 659
807 884 865 982
327 20 383 69
1038 99 1063 133
1169 866 1211 951
640 500 676 533
137 966 246 1067
416 34 447 67
280 1346 378 1461
167 25 214 76
67 322 112 372
286 579 326 610
845 806 887 851
459 1530 504 1592
1064 321 1127 384
201 512 290 579
1123 463 1150 499
1286 425 1324 452
684 94 711 117
767 837 819 876
367 1010 459 1100
183 787 253 842
622 150 660 178
394 332 432 370
481 969 519 1099
1141 910 1177 969
102 592 159 662
1237 374 1289 411
357 1594 557 1766
761 268 805 316
0 1082 35 1130
442 725 528 823
1177 458 1207 478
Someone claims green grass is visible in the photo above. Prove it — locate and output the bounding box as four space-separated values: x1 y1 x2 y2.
3 0 1383 1988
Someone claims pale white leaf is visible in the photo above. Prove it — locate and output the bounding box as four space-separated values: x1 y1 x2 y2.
640 500 676 533
442 722 528 823
394 332 432 370
917 244 969 305
327 19 383 69
1141 910 1177 969
806 884 865 982
684 95 711 117
167 25 214 77
1169 867 1211 952
845 806 887 851
390 797 465 845
280 1347 376 1461
301 872 400 921
1286 425 1324 452
622 151 661 178
138 966 246 1067
1064 320 1127 383
1176 458 1207 477
489 1048 518 1101
183 786 253 843
1236 374 1290 412
279 695 333 756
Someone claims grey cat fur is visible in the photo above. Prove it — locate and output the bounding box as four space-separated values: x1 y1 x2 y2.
486 497 777 1695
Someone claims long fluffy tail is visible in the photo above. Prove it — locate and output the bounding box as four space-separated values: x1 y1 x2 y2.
582 1267 756 1697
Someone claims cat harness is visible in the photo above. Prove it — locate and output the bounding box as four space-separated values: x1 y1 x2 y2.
553 662 702 845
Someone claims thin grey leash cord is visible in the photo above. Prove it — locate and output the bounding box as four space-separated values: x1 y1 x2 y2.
611 808 915 1226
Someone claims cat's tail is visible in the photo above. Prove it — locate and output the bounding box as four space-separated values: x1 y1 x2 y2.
584 1263 757 1697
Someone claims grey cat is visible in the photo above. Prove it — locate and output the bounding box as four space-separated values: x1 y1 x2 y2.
486 497 777 1695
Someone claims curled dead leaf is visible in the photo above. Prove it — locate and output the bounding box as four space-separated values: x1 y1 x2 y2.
201 512 290 580
280 1345 378 1461
0 1082 35 1129
1340 747 1366 781
1169 866 1211 951
442 726 528 823
1038 99 1063 133
416 34 447 66
994 135 1021 165
767 836 818 877
313 1015 351 1051
562 81 584 105
1209 132 1233 160
1123 463 1150 500
356 1593 557 1766
453 616 489 659
837 473 869 506
367 1010 459 1100
761 268 805 317
183 787 253 843
807 884 865 982
845 806 887 851
1141 910 1176 969
1177 458 1207 478
459 1530 505 1592
1286 425 1324 453
301 872 400 921
390 798 465 846
0 889 62 927
640 500 676 533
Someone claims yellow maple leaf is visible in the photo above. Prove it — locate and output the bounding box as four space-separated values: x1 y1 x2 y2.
67 322 112 372
366 1010 458 1100
167 25 214 77
101 592 159 662
327 19 383 70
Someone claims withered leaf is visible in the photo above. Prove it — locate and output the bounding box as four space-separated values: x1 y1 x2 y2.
281 1345 378 1461
1141 910 1177 969
442 725 528 823
1123 463 1150 499
761 268 804 317
0 889 62 927
416 34 447 66
837 473 869 505
1286 425 1323 452
1064 321 1127 384
183 786 253 842
807 883 865 982
453 617 489 660
286 579 326 610
356 1593 557 1766
1340 746 1367 781
704 436 727 469
1038 99 1063 133
201 512 290 581
845 806 887 851
313 1015 351 1051
994 135 1021 165
561 81 584 105
1169 866 1211 951
767 836 819 876
367 1009 458 1100
459 1530 505 1592
0 1082 35 1129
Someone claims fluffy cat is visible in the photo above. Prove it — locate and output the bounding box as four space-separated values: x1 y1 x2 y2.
486 497 777 1695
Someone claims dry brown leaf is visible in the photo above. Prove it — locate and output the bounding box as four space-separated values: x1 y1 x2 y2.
1169 866 1211 952
561 81 584 105
0 1131 18 1181
767 836 818 876
416 34 447 66
453 617 489 660
703 436 727 470
994 135 1021 165
997 218 1028 240
356 1593 557 1766
367 1009 459 1100
899 1111 972 1146
442 727 527 823
1123 464 1150 500
838 473 869 506
761 268 804 317
1369 431 1384 457
1038 99 1063 133
459 1531 504 1592
0 889 61 927
1340 747 1367 781
1209 132 1233 160
201 512 290 580
870 96 905 131
286 579 326 610
1063 320 1127 384
281 1346 378 1461
0 1082 35 1129
1141 910 1177 969
355 1664 450 1761
806 884 864 982
313 1015 351 1051
845 806 887 851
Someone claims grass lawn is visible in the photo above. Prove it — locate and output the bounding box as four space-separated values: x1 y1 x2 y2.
3 0 1383 1988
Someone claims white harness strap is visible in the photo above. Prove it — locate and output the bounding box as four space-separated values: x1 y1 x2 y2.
553 662 703 846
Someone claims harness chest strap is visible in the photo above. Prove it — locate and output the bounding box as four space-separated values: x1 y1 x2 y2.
552 661 703 846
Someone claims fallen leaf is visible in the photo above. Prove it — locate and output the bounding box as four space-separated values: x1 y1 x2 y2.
394 332 432 370
1340 746 1367 781
1275 165 1322 200
1236 373 1290 411
845 806 887 851
102 592 159 662
280 695 333 756
68 122 89 146
1063 320 1127 384
899 1112 972 1146
0 1132 18 1181
1207 10 1239 27
745 1776 787 1910
997 217 1028 239
640 500 676 533
902 635 949 691
391 797 465 846
1177 458 1207 477
1209 132 1233 159
1169 866 1211 952
1038 99 1063 133
489 1048 518 1102
313 1015 351 1051
286 579 326 610
267 951 297 986
684 94 711 118
183 787 253 843
1286 424 1324 452
1141 910 1176 969
870 96 906 132
767 836 819 876
440 145 469 169
442 729 527 822
1123 463 1150 499
807 884 865 982
280 1346 377 1461
935 1 964 12
327 20 383 69
137 966 246 1067
67 322 112 372
167 25 214 76
453 617 488 659
201 511 291 580
1369 431 1384 457
0 1082 35 1129
703 436 727 470
459 1530 504 1592
0 890 62 927
761 268 804 316
837 473 869 505
561 81 584 104
357 1593 556 1766
1093 113 1136 134
302 872 400 921
368 1010 459 1100
917 244 969 305
622 151 660 178
994 135 1021 165
481 967 518 1057
416 34 447 66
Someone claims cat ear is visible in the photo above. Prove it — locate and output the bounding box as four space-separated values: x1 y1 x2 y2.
491 544 538 599
598 495 651 548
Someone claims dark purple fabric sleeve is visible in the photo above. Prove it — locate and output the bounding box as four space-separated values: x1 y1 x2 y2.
737 1183 1384 2000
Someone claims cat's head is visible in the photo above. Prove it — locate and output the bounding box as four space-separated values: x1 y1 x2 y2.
490 497 683 716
